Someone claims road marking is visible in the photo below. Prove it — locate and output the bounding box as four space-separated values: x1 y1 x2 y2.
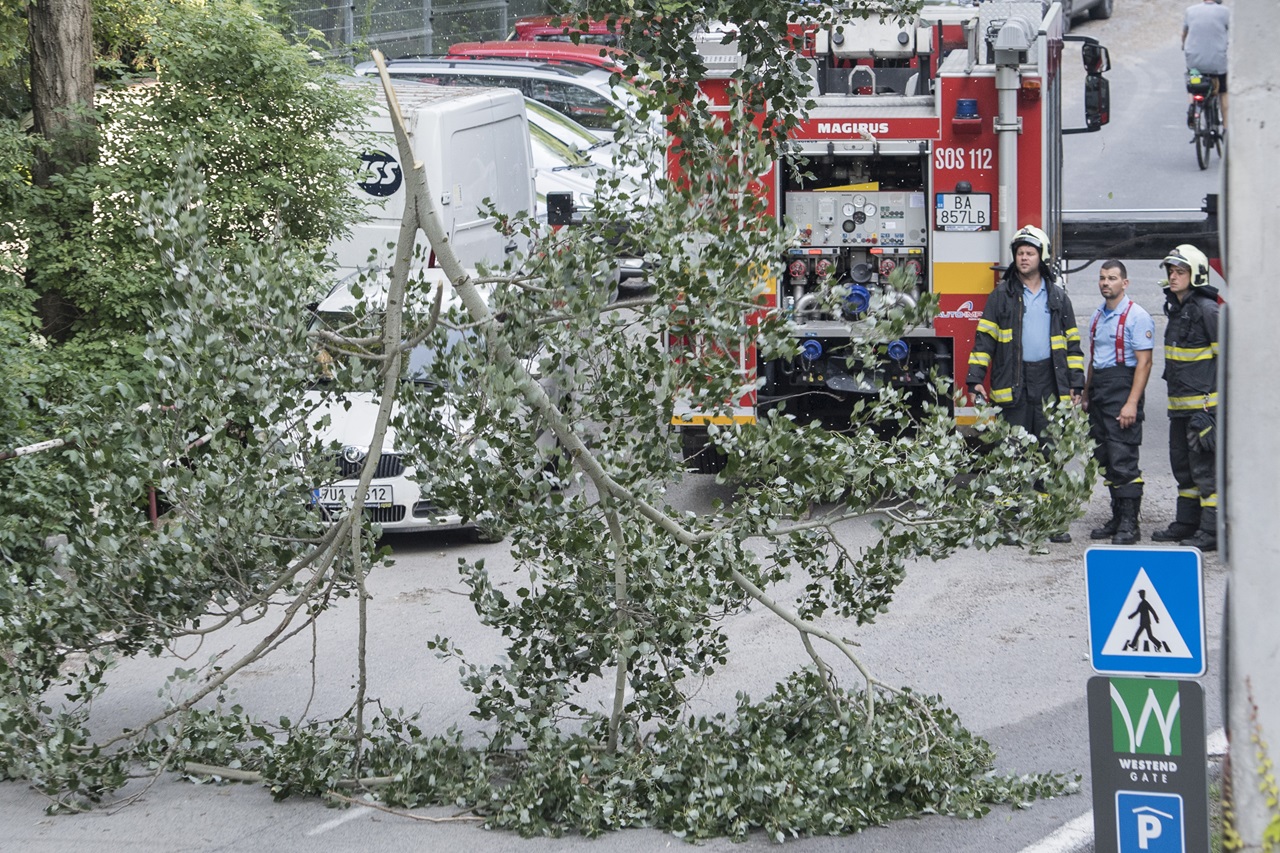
1020 727 1227 853
1019 811 1094 853
306 806 373 836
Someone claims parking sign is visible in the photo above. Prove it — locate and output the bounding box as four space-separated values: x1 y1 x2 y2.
1116 791 1184 853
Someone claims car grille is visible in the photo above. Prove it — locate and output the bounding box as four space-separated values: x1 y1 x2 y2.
366 505 406 524
337 453 405 479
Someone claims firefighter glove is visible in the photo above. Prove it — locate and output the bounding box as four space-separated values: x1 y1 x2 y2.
1188 410 1216 454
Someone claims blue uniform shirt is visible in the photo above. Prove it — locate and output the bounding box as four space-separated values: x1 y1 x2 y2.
1089 295 1155 369
1021 282 1051 362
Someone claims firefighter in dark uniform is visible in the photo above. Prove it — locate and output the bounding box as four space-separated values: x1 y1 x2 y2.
1150 244 1220 551
1083 260 1154 545
966 225 1086 542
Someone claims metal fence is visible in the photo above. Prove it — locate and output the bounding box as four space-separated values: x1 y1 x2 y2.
286 0 550 61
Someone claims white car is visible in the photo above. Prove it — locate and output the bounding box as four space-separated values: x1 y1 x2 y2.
523 99 655 287
306 274 496 537
355 57 653 141
524 97 649 187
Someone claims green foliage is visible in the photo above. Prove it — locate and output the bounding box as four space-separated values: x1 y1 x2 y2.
148 671 1072 838
11 0 366 354
0 162 380 808
1 0 371 704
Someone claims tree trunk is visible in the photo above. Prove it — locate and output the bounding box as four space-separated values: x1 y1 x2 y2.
27 0 96 340
29 0 96 185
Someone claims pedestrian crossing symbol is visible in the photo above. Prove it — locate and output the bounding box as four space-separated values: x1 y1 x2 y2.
1086 548 1205 677
1100 569 1193 658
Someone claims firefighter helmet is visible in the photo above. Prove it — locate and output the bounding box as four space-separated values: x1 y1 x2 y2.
1161 244 1211 288
1011 224 1051 263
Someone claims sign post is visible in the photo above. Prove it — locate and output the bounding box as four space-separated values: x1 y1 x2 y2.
1085 547 1209 853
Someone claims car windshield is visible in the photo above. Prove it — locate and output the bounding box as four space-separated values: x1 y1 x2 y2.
314 310 472 388
526 99 610 150
530 123 594 169
405 328 471 382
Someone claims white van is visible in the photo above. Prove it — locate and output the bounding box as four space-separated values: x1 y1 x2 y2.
330 78 537 280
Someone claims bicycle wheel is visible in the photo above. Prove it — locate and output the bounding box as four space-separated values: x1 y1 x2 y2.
1194 103 1210 170
1210 99 1224 159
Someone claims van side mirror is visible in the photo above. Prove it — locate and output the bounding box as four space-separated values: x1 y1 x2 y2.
1084 74 1110 130
547 191 576 227
1063 36 1111 135
1082 42 1110 75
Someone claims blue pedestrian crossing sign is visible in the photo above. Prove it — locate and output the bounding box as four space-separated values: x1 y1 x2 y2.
1116 791 1185 852
1085 547 1205 677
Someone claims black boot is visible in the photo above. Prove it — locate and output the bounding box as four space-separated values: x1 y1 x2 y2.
1181 508 1217 552
1152 496 1199 542
1112 497 1141 546
1181 529 1217 551
1152 522 1198 542
1091 495 1121 540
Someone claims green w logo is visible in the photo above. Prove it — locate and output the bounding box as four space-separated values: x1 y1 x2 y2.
1110 678 1182 756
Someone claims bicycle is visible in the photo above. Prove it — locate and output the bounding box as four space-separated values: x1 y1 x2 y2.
1186 68 1224 170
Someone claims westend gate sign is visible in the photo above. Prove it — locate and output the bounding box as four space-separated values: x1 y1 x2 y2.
1088 677 1209 853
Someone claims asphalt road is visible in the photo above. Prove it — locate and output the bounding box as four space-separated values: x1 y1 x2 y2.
0 2 1229 851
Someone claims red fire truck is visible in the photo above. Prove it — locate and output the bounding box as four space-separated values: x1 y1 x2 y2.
670 1 1112 470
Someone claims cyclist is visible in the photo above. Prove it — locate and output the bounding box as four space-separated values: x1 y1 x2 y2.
1182 0 1230 127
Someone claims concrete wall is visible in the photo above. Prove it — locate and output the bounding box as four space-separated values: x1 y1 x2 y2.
1224 1 1280 847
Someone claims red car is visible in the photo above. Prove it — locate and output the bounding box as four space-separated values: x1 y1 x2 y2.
446 40 630 73
508 15 629 49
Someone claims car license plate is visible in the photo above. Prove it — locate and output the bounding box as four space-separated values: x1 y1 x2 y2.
314 484 394 508
935 192 991 231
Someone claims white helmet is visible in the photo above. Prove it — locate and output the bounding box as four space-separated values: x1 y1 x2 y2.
1161 244 1210 288
1011 224 1051 263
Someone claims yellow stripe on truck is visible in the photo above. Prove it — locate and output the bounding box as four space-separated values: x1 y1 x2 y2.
671 415 758 426
932 262 996 295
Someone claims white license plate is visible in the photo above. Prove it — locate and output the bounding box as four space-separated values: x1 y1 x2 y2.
935 193 991 231
314 484 394 508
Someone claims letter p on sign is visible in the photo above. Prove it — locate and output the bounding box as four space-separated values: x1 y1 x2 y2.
1137 813 1162 848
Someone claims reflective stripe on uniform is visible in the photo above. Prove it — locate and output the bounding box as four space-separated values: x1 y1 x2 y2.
991 386 1014 403
1169 393 1219 410
1201 493 1218 508
968 351 991 368
1179 488 1200 499
1166 345 1215 362
976 318 1013 343
1067 355 1085 371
